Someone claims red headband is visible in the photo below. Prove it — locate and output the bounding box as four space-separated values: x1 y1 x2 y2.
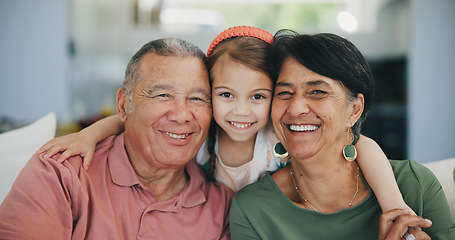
207 25 273 57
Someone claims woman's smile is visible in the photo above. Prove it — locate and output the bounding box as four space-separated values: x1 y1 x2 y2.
288 124 319 132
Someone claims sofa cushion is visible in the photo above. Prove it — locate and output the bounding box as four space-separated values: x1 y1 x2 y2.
0 113 56 203
423 158 455 220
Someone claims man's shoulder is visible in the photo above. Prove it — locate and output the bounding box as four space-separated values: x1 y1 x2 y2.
94 134 117 152
30 134 119 178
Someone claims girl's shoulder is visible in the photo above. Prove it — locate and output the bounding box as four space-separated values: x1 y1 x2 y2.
254 122 288 172
196 139 210 165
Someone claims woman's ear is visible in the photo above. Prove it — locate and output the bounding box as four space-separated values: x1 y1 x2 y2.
350 93 364 125
116 88 128 122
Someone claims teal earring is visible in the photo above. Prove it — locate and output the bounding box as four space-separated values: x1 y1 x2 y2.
273 142 289 159
343 128 357 162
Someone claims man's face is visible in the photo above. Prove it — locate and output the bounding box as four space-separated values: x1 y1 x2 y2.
118 53 212 169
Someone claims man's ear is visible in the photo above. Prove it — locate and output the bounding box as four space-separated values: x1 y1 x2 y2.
350 93 364 125
116 88 128 122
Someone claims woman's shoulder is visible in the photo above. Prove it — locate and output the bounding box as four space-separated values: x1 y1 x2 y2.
234 173 276 199
389 159 443 202
389 159 438 181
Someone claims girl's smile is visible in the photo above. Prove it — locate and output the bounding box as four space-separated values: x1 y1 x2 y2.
211 54 272 143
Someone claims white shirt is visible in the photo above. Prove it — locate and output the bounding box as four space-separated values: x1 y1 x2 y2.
196 123 287 192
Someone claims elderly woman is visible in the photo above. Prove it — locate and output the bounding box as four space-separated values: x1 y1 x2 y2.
230 30 455 240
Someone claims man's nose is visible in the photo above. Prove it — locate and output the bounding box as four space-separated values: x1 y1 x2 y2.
168 99 193 124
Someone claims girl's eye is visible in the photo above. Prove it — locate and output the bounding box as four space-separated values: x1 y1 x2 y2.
252 94 266 100
219 92 233 98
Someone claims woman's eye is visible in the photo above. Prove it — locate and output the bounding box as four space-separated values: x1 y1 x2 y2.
275 91 292 97
309 90 327 96
312 90 326 94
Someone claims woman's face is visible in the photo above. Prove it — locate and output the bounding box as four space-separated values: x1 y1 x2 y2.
271 57 363 160
211 55 273 143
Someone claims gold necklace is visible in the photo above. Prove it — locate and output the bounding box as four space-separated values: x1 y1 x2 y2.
289 165 360 212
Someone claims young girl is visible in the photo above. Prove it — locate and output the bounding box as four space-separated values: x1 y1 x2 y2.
38 26 412 214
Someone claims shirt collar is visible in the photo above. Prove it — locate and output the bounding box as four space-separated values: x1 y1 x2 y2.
179 159 207 208
108 133 207 207
109 133 140 187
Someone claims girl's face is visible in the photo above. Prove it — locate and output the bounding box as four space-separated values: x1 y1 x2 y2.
211 54 273 143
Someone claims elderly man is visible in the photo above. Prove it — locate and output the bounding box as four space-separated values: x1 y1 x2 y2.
0 38 233 239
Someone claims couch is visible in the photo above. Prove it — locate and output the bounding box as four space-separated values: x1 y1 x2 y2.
0 113 56 203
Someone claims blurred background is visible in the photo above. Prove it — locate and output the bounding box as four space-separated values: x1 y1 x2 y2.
0 0 454 164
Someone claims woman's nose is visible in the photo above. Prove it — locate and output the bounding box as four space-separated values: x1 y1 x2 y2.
287 95 310 116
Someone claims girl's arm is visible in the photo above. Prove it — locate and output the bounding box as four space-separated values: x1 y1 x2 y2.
356 135 415 214
36 115 124 169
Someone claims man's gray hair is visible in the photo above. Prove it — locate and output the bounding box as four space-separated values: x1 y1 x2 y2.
122 38 207 109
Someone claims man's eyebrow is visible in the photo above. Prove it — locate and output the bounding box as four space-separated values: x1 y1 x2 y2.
147 85 210 98
146 85 172 93
192 88 211 99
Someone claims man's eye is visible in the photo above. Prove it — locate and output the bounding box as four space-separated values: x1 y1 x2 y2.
154 93 170 99
188 96 210 106
189 96 206 102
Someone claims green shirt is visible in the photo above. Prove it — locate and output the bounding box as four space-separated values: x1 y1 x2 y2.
230 160 455 239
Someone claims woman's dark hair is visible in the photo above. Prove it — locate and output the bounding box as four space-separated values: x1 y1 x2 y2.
205 36 270 180
267 30 374 144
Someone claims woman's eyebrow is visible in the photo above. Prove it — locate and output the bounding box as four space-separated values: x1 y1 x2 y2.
275 82 293 88
305 80 330 87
